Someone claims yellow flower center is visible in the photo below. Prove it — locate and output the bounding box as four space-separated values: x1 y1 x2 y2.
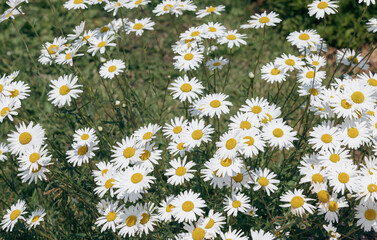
192 227 205 240
220 158 232 167
192 130 203 140
258 177 269 187
347 127 359 138
177 143 185 150
10 89 19 98
32 215 40 223
131 173 143 184
244 136 254 146
65 53 72 60
105 178 114 189
273 128 284 138
166 204 175 212
317 2 328 9
312 61 319 66
365 209 377 221
317 190 329 203
133 23 144 30
29 153 40 163
306 71 315 78
184 53 194 61
321 134 332 143
59 85 70 95
74 0 84 4
101 169 108 176
240 121 251 130
330 154 340 163
163 4 173 11
299 33 310 40
100 26 109 33
271 68 280 75
210 100 221 108
232 200 241 208
191 31 200 37
290 196 304 208
123 147 135 158
10 210 21 221
338 172 349 183
368 78 377 86
225 138 237 150
311 173 324 183
140 150 150 161
368 184 377 193
1 107 10 117
341 99 352 109
226 34 237 40
351 91 365 104
259 16 270 23
180 83 192 92
232 173 243 183
309 88 319 96
182 201 194 212
208 27 217 32
19 132 32 145
206 6 216 12
126 215 137 227
175 166 187 176
328 201 338 212
48 44 59 55
261 113 273 123
97 41 106 48
77 145 88 155
143 132 153 140
285 59 295 66
205 218 215 229
108 66 117 72
251 106 262 113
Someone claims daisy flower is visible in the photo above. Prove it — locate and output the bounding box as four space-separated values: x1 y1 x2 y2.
0 143 9 162
64 0 88 10
240 129 265 158
355 200 377 232
216 130 244 159
210 155 243 178
125 0 150 9
158 195 176 222
246 206 258 217
305 54 326 69
152 0 180 16
103 0 126 16
239 97 270 120
343 80 375 112
163 116 188 141
261 62 288 84
252 168 280 196
173 48 204 71
67 21 85 40
308 0 338 19
94 172 116 198
99 59 126 79
359 0 375 5
196 5 225 18
1 200 27 232
201 93 232 118
287 29 321 48
218 30 247 48
308 121 342 152
26 208 45 229
242 11 281 29
39 37 67 65
0 96 20 122
126 18 155 36
48 74 82 108
318 193 348 223
111 136 143 169
202 22 226 39
340 120 370 149
367 18 377 33
200 160 226 189
134 142 162 170
224 192 251 217
220 227 248 240
280 189 315 217
67 141 99 167
87 34 116 56
92 161 115 180
250 229 275 240
181 119 214 148
18 144 51 172
18 164 50 184
356 175 377 202
197 210 225 237
297 67 326 84
262 118 297 150
275 53 305 72
72 127 98 145
165 156 196 185
336 48 369 70
326 164 359 194
115 165 155 194
169 75 204 103
180 26 207 42
206 57 229 70
7 121 46 156
133 123 161 146
137 203 158 236
167 139 191 157
95 200 124 233
55 46 83 66
171 190 206 223
229 112 260 132
8 80 30 103
323 223 341 239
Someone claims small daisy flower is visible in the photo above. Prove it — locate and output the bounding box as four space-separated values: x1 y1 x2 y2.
218 30 247 48
308 121 342 152
165 156 196 185
241 11 281 29
224 192 251 216
158 195 176 222
201 22 226 39
126 18 155 36
210 155 243 178
201 93 232 118
111 136 143 169
18 164 50 184
92 161 115 180
55 46 83 66
340 120 370 149
206 57 229 70
287 29 321 48
250 229 275 240
182 119 214 148
64 0 88 10
197 210 225 238
318 192 348 223
171 190 206 223
48 74 83 108
67 142 98 167
305 54 326 69
134 142 162 170
94 172 117 198
297 67 326 84
275 53 305 72
326 164 359 194
18 144 51 172
169 75 204 103
72 127 98 145
336 48 369 70
308 0 338 19
133 123 161 146
115 165 155 194
8 80 30 103
163 116 188 141
246 206 258 217
1 200 27 232
252 168 280 196
0 96 20 122
262 118 297 150
103 0 126 16
196 5 225 18
239 97 270 120
240 129 265 158
280 189 315 217
26 208 45 229
261 62 288 84
173 48 204 71
95 200 124 233
99 59 126 79
355 200 377 232
367 18 377 33
87 34 116 56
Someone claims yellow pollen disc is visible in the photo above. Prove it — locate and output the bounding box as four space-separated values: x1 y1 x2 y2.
29 153 40 163
65 53 72 60
261 113 273 123
82 35 91 41
321 134 332 143
317 2 328 9
213 62 221 66
225 138 237 150
317 190 329 202
123 147 135 158
205 218 215 229
131 173 143 184
365 209 377 221
240 121 251 130
166 204 175 212
74 0 84 4
338 172 349 184
347 56 359 64
177 143 185 150
1 107 10 117
140 150 150 161
368 184 377 192
182 201 194 212
135 0 142 4
329 154 340 163
210 100 221 108
77 145 88 155
285 59 295 66
351 91 365 104
19 132 32 145
328 201 338 212
244 136 254 146
340 99 352 109
232 173 243 183
272 128 284 138
180 83 192 92
140 213 150 224
258 177 269 187
220 158 232 167
192 227 205 240
105 178 114 189
191 31 200 37
108 66 117 72
101 169 108 176
10 210 21 221
208 27 217 32
251 106 262 114
299 33 310 40
368 78 377 86
309 88 319 96
192 130 203 140
184 53 194 61
347 127 359 138
232 200 241 208
117 2 121 6
226 34 237 40
6 12 12 18
59 85 70 95
32 215 40 223
306 71 315 78
175 166 187 176
206 6 216 12
143 132 153 140
126 215 137 227
0 84 3 93
106 212 117 221
10 89 19 98
259 16 270 23
367 110 375 116
100 26 109 33
290 196 304 208
48 44 58 55
97 41 106 48
271 68 280 75
163 4 173 11
80 134 89 140
133 23 144 30
311 173 324 183
312 61 319 66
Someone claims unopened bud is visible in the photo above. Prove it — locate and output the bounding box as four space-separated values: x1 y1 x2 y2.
98 126 103 132
115 100 121 106
248 72 255 79
122 103 126 108
346 193 352 199
100 57 106 63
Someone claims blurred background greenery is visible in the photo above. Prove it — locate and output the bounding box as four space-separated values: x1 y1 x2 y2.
0 0 376 239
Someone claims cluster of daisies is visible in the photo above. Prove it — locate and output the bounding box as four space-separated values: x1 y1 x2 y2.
0 0 28 23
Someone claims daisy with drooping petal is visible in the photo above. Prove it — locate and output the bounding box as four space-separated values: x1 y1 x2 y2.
241 11 281 29
287 29 321 48
137 203 158 237
95 200 124 233
367 18 377 33
171 190 206 223
173 48 204 71
0 96 20 122
318 192 348 223
99 59 126 79
55 46 84 66
67 141 98 167
64 0 87 10
7 121 46 156
87 34 116 56
308 0 338 19
206 57 229 70
18 163 50 184
1 199 27 232
323 223 341 239
261 62 288 84
158 195 176 222
197 210 225 238
240 129 265 158
94 172 116 198
355 200 377 232
8 80 30 103
126 18 155 36
182 119 214 148
165 156 196 185
196 5 225 18
218 30 247 49
252 168 280 196
220 227 248 240
18 144 51 172
48 74 83 108
26 208 45 229
169 75 204 103
262 118 297 150
134 142 162 170
280 189 315 217
224 192 251 217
